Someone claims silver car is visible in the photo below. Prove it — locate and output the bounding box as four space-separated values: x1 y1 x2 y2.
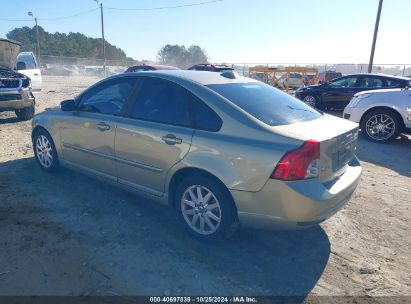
32 71 362 240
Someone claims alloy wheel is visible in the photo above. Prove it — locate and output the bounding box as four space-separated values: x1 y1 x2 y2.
181 185 222 235
36 135 54 168
365 114 395 141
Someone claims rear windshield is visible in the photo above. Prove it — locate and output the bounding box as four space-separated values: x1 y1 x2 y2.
207 82 322 126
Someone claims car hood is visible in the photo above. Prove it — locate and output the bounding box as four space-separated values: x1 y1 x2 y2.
0 38 21 69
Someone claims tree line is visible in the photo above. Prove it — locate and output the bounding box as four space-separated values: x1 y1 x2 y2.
6 26 131 61
6 26 210 68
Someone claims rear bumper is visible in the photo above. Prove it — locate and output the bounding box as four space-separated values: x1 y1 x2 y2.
0 88 34 111
231 156 362 230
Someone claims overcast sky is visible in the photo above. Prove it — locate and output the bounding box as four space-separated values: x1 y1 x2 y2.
1 0 410 64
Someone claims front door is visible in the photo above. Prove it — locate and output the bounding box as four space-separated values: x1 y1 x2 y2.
16 53 42 91
60 77 137 180
115 77 194 196
322 76 359 108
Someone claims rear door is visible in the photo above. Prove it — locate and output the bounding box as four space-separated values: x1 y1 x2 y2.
322 76 359 108
16 53 42 91
115 77 194 196
60 77 137 179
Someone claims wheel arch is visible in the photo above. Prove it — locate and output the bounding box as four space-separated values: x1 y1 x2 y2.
167 167 237 212
360 106 405 132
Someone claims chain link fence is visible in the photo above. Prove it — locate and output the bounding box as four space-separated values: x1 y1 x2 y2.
226 63 411 77
38 55 411 78
39 55 143 76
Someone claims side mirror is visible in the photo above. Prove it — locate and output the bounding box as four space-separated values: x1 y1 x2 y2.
60 99 76 111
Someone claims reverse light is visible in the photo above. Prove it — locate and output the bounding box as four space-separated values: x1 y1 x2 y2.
271 140 320 180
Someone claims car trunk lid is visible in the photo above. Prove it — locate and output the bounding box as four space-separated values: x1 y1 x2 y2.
270 114 359 182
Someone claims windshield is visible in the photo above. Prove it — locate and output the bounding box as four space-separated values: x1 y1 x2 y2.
207 82 322 126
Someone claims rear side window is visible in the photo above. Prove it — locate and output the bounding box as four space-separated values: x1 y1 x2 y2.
189 94 222 131
207 82 322 126
130 78 191 127
359 77 384 88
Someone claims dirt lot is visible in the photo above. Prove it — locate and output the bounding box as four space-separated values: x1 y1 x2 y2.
0 76 410 297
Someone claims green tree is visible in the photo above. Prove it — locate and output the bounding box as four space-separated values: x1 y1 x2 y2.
6 26 131 61
157 44 209 68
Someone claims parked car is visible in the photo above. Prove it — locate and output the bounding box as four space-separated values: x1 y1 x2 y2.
188 64 233 72
295 73 411 110
32 70 361 240
125 64 179 73
0 38 35 120
277 73 303 89
343 84 411 143
311 70 342 85
16 51 42 91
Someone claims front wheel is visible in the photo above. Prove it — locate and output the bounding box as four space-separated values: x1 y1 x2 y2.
361 109 402 143
175 174 238 241
33 129 60 171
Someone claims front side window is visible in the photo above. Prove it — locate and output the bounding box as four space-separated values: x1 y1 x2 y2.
207 82 322 126
329 77 358 88
130 78 191 127
16 53 37 69
77 77 136 116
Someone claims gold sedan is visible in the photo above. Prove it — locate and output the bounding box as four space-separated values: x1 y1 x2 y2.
32 71 362 240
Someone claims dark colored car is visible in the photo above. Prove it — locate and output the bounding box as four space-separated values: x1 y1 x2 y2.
125 64 178 73
188 64 233 72
295 74 411 110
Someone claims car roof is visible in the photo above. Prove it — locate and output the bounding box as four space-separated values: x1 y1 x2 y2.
115 70 258 85
342 73 410 80
127 64 178 70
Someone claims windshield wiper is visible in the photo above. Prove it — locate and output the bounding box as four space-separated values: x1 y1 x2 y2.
287 105 317 114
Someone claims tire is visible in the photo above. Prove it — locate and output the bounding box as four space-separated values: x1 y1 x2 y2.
15 104 35 121
303 95 318 108
175 173 239 241
360 109 402 143
32 129 60 172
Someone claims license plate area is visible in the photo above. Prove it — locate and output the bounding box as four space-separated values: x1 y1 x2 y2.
332 130 357 171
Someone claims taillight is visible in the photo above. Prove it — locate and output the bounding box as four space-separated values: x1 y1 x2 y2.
271 140 320 181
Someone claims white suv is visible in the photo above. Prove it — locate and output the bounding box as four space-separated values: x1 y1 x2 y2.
343 84 411 143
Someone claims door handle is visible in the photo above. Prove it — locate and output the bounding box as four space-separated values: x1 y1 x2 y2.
161 134 182 145
34 73 39 76
96 122 111 131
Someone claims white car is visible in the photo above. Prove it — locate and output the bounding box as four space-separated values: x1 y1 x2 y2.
16 52 42 91
277 73 303 89
343 84 411 143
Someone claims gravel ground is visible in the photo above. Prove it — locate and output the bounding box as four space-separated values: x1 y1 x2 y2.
0 76 410 297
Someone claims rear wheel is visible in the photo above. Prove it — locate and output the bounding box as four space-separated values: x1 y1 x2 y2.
361 109 402 143
175 174 238 241
33 129 60 171
15 104 35 121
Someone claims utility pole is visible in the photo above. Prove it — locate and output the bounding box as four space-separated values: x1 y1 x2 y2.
28 12 40 62
368 0 383 73
94 0 106 76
